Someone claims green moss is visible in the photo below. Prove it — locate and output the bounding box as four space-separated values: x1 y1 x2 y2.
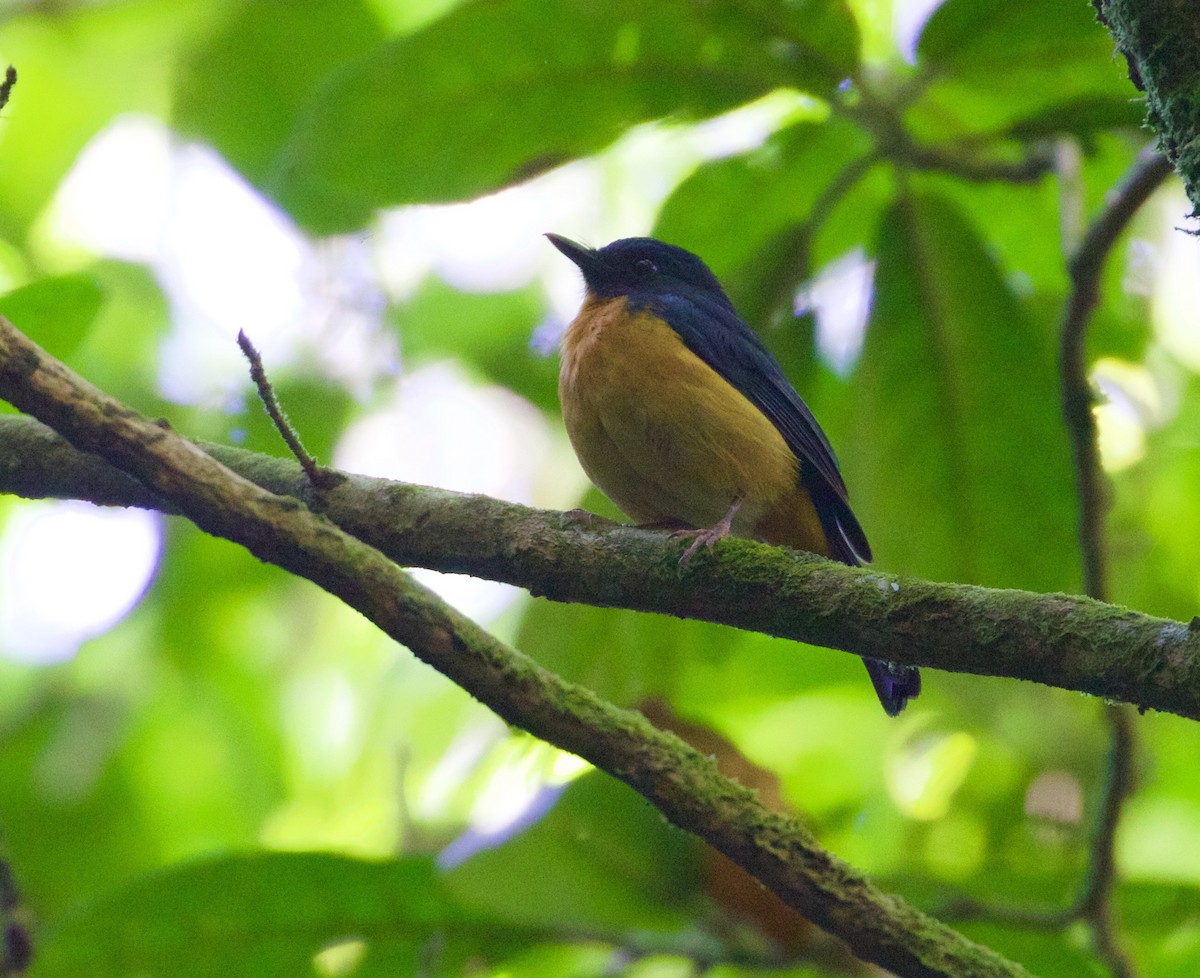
1097 0 1200 216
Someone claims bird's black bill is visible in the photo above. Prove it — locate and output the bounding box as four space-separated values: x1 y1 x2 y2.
545 233 603 277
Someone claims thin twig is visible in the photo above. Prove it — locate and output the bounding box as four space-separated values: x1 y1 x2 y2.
810 153 882 231
235 330 342 490
754 152 881 325
844 85 1056 186
1061 147 1173 600
902 142 1056 184
1080 704 1138 978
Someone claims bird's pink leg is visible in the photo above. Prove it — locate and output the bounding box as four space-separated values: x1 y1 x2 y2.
674 494 744 566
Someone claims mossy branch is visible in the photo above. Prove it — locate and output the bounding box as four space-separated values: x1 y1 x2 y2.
1 409 1199 720
1094 0 1200 223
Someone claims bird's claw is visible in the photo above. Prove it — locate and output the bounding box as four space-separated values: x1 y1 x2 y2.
672 523 732 567
672 496 744 567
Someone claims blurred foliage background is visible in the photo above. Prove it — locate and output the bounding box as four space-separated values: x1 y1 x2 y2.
0 0 1198 976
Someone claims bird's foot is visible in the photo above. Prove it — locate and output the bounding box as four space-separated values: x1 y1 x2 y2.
673 524 730 566
673 496 744 567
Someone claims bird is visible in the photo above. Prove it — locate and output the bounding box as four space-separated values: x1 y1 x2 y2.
547 233 920 716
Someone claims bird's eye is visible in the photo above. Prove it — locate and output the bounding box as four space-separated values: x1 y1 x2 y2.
634 258 658 275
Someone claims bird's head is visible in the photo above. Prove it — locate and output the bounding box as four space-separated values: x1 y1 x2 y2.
546 234 731 307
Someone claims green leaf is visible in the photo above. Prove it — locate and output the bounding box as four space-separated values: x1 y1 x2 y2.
656 117 873 281
1005 96 1146 144
844 191 1077 590
805 161 894 270
35 852 520 978
651 604 920 803
0 691 161 919
1122 882 1200 977
445 772 702 932
0 0 223 237
399 278 560 412
917 0 1118 79
516 594 736 708
655 117 875 326
907 135 1141 303
64 260 171 406
272 0 861 231
910 0 1133 139
173 0 387 186
0 274 104 361
951 922 1109 977
1116 375 1200 620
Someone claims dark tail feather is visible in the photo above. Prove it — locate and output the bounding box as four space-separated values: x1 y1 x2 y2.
862 658 921 716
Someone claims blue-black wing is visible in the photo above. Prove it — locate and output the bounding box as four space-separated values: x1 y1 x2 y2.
645 291 872 566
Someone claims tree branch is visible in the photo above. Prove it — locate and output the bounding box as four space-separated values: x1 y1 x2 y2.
1 411 1200 719
846 84 1057 186
1094 0 1200 223
899 142 1056 184
0 315 1036 978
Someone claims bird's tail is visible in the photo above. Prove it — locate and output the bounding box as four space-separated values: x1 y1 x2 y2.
862 658 921 716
